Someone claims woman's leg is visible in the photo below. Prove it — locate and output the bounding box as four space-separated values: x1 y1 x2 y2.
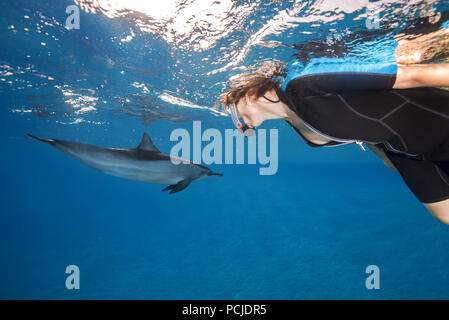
423 199 449 225
379 145 449 225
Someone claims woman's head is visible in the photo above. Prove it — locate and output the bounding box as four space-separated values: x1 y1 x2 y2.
216 70 291 130
217 72 282 112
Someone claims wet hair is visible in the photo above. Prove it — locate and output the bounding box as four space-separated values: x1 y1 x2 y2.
216 63 286 112
216 73 281 112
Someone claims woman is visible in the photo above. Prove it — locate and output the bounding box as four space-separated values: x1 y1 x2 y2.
218 25 449 225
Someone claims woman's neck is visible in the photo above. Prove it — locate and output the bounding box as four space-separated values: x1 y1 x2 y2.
261 89 292 120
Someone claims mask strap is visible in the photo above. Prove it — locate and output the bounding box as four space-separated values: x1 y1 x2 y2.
262 94 280 103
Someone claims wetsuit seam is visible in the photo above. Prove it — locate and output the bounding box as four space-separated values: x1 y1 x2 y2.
380 101 407 121
291 72 397 80
336 94 409 152
283 95 336 147
303 93 332 100
392 91 449 120
434 164 449 188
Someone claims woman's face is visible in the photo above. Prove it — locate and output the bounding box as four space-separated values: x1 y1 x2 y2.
235 96 265 128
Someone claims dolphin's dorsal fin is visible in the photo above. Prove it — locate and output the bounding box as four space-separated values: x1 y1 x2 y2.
136 133 160 152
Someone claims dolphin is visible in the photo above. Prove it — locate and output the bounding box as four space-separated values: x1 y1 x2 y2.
27 133 223 194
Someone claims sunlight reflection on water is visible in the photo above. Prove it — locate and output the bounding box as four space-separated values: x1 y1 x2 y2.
2 0 448 127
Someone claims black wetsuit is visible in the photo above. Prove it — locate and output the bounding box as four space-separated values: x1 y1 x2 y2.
277 60 449 204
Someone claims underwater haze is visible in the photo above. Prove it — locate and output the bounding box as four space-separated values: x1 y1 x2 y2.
1 0 449 299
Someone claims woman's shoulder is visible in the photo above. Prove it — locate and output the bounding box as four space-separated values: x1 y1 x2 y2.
281 57 398 91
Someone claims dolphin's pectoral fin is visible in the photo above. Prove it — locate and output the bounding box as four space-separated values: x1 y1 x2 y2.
162 185 175 192
162 178 192 194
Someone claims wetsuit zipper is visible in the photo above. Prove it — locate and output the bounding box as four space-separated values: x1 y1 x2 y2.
383 141 420 157
284 95 368 151
303 117 419 156
296 114 368 151
285 98 419 156
300 117 420 156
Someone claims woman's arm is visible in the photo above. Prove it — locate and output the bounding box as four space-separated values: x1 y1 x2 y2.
393 63 449 89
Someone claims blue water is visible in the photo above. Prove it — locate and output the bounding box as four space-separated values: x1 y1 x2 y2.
1 0 449 299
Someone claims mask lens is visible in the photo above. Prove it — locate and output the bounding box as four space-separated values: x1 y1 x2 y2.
228 102 255 136
229 103 243 130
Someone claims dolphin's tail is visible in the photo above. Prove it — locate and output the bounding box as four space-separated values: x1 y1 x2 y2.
27 133 55 144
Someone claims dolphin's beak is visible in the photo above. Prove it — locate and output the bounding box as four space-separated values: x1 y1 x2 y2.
208 172 223 177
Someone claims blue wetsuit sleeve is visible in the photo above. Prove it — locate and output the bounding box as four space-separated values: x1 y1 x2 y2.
281 39 399 91
442 20 449 29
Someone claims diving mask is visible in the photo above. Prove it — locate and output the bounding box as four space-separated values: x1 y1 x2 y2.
228 102 255 136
